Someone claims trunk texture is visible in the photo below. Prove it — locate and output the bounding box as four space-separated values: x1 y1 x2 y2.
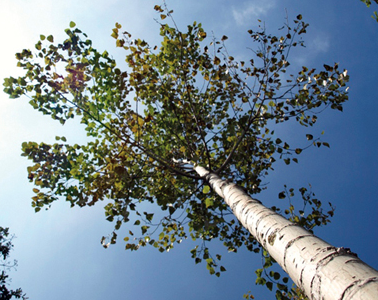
195 166 378 300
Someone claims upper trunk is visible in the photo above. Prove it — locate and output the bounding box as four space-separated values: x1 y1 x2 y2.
195 165 378 300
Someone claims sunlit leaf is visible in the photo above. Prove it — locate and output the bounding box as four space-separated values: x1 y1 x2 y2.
203 185 210 194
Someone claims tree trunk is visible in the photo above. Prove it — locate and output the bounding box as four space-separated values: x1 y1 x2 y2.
194 166 378 300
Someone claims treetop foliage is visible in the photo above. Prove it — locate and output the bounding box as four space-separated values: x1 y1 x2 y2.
3 4 349 298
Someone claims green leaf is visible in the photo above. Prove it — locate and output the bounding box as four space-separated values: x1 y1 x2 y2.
69 21 76 28
145 213 154 222
141 225 148 234
47 35 54 43
203 185 210 194
205 198 213 207
40 35 46 41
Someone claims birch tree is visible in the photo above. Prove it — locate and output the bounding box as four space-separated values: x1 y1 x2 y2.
194 166 378 300
5 5 375 299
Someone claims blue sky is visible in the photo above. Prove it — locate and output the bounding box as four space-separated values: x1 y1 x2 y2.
1 0 377 299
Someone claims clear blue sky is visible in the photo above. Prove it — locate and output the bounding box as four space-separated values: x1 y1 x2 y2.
1 0 377 299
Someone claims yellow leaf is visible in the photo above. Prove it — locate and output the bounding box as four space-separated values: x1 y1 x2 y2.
199 31 207 38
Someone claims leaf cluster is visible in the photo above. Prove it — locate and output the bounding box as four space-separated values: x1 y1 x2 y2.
0 227 27 300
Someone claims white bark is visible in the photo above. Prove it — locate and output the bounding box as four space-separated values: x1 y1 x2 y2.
194 165 378 300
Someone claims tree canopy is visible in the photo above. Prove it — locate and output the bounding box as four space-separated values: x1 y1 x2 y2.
3 5 349 299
